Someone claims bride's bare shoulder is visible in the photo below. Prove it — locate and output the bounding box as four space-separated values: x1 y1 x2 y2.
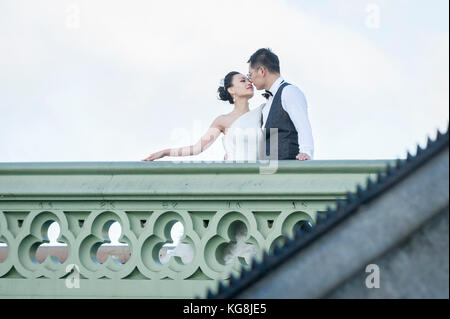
218 112 235 123
211 114 230 131
212 113 236 134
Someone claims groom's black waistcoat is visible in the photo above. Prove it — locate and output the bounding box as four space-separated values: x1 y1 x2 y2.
263 82 299 160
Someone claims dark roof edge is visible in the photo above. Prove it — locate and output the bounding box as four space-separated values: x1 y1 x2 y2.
206 125 450 299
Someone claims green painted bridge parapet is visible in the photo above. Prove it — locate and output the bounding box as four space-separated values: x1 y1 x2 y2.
0 160 394 298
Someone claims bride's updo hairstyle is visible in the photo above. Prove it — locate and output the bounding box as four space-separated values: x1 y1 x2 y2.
217 71 239 104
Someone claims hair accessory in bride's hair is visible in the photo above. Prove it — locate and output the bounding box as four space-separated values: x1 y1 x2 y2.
219 78 225 88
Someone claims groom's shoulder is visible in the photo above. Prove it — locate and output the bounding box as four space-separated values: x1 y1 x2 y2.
282 82 307 99
283 81 303 92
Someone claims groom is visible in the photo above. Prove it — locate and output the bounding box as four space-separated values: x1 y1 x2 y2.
247 48 314 161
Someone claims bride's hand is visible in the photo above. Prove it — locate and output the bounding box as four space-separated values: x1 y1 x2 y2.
142 149 169 161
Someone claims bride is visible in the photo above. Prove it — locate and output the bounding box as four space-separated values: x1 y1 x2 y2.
142 71 264 162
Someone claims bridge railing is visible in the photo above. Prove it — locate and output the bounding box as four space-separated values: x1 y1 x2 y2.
0 160 393 298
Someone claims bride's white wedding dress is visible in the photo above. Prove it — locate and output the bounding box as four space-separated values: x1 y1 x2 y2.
222 105 265 162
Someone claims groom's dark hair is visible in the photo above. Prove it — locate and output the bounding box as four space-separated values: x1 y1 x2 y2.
247 48 280 74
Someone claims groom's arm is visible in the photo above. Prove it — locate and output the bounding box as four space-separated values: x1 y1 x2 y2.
281 85 314 159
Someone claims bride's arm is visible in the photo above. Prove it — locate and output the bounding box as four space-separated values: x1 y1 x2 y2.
142 116 224 161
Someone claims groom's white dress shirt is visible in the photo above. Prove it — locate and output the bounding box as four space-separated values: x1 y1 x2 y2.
261 76 315 159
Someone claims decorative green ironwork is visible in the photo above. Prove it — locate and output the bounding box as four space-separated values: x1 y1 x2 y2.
0 160 393 298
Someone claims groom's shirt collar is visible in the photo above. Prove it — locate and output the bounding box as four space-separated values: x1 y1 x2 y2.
267 76 285 96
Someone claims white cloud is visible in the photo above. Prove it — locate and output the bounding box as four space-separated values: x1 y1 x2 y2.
0 0 448 162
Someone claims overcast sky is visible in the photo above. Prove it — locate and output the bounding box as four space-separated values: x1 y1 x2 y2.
0 0 448 163
0 0 448 246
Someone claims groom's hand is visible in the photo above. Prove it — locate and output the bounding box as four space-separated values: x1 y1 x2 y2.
296 153 311 161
